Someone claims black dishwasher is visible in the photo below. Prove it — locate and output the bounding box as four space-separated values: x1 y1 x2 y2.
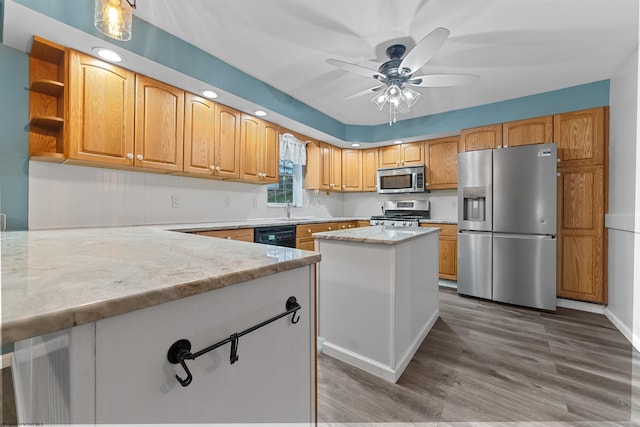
254 225 296 248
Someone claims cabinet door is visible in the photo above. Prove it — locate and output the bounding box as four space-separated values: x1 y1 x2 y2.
341 149 362 192
378 145 402 167
240 114 262 182
556 165 604 302
425 137 458 189
503 116 553 148
331 145 342 191
320 143 333 190
67 50 135 165
263 121 280 183
362 148 378 192
214 104 241 179
135 75 184 172
554 107 605 167
459 124 502 152
439 236 458 280
401 142 424 166
183 93 215 175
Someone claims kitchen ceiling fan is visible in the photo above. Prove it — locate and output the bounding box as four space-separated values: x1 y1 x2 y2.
326 27 478 125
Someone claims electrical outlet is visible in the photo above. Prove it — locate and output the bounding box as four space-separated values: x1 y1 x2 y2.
171 194 181 208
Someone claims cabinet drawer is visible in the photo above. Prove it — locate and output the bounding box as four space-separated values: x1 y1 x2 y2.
336 221 357 230
296 222 337 238
194 228 254 242
422 223 457 236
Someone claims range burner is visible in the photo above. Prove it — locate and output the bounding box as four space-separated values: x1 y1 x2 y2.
370 200 430 227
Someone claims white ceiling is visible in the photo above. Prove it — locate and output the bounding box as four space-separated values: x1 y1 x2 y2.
132 0 639 126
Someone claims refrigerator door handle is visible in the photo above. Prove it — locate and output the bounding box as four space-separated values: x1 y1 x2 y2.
492 233 556 239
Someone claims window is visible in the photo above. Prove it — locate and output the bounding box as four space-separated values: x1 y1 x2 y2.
267 160 303 206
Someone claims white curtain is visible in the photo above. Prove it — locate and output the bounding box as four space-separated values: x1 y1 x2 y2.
279 133 306 165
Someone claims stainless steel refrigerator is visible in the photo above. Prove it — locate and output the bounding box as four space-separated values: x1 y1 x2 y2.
457 143 557 311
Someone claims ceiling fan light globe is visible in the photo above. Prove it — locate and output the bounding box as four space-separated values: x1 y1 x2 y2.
401 87 420 108
371 92 388 111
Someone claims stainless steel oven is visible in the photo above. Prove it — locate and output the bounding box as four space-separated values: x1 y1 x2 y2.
376 165 425 194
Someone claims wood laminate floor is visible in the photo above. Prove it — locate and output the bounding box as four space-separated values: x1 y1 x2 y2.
317 287 640 426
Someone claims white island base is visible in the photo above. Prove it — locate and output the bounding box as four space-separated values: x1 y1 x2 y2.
315 226 440 383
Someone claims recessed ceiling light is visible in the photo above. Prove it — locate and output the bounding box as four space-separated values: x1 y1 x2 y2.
201 90 218 99
93 47 122 62
254 110 267 117
393 140 403 144
351 143 361 147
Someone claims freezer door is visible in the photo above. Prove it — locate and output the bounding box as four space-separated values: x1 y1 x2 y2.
458 150 492 232
457 231 492 299
493 233 556 311
493 143 557 235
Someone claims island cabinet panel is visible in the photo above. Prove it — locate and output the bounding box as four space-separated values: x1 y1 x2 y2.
556 165 604 302
554 107 605 167
341 149 362 192
93 267 314 423
183 93 215 175
503 115 553 148
424 136 458 189
214 104 241 178
362 148 379 192
134 75 184 172
459 124 503 152
66 50 135 166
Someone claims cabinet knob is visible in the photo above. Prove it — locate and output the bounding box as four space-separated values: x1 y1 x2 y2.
127 153 134 160
216 166 221 172
426 183 430 186
328 227 332 230
226 236 232 239
307 229 311 233
210 165 216 171
136 154 143 161
342 185 346 188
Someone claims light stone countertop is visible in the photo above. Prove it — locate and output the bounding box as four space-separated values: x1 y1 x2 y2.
169 216 369 232
1 226 321 344
313 225 440 245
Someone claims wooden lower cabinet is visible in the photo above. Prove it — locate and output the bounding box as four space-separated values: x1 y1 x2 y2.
192 228 254 242
421 223 457 280
296 222 337 250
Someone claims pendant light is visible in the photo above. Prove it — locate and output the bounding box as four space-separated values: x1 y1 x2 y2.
94 0 136 41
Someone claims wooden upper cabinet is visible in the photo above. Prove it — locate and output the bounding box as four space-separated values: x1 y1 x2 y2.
362 148 378 192
214 104 241 179
341 149 362 192
556 165 605 302
379 142 424 167
424 136 459 189
239 114 279 183
503 116 553 148
67 50 135 166
459 124 502 152
183 93 215 176
554 107 605 167
319 142 341 191
135 75 184 172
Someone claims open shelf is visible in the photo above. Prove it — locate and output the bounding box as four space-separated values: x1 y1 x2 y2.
30 116 64 129
31 79 64 97
29 152 66 163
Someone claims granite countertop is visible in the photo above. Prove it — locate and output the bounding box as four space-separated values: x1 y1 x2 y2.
313 225 440 245
1 226 321 344
171 216 369 232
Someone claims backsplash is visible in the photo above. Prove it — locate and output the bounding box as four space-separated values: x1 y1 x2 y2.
342 190 458 221
28 162 344 230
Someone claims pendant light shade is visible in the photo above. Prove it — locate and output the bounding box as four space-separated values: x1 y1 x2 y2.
94 0 136 41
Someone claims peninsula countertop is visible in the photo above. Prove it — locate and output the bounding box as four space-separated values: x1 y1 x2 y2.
313 225 440 245
1 226 321 344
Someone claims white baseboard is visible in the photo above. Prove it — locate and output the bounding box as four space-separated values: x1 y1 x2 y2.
605 308 640 353
321 309 439 383
556 298 606 314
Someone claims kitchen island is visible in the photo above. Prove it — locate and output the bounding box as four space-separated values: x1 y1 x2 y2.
313 225 440 382
2 226 319 424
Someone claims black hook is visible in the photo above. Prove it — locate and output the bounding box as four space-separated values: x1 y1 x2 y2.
230 333 239 364
286 296 300 324
167 339 193 387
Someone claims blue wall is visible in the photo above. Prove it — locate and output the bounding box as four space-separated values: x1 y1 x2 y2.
0 43 29 231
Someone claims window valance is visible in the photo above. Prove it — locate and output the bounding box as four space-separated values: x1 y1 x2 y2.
280 133 306 165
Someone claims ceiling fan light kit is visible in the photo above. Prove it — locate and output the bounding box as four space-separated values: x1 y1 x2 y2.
327 27 478 126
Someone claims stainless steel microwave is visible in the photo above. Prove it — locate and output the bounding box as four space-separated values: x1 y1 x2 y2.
376 165 425 194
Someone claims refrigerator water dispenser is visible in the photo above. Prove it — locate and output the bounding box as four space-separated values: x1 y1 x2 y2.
462 187 487 222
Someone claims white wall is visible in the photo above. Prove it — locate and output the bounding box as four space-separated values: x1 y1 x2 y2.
343 190 457 221
606 32 640 351
28 162 344 229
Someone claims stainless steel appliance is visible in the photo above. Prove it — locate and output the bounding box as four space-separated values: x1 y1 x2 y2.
370 200 430 227
457 143 557 311
376 165 425 194
254 225 296 248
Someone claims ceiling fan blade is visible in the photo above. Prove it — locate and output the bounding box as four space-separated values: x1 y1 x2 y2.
339 85 385 102
326 59 384 79
408 74 479 87
399 27 450 75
